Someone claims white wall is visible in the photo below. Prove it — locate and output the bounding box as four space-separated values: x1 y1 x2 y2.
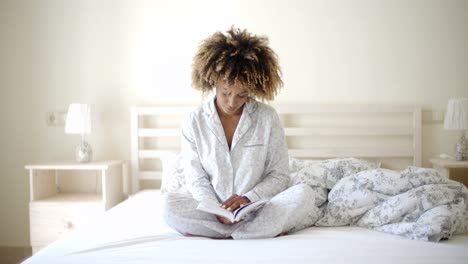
1 0 467 247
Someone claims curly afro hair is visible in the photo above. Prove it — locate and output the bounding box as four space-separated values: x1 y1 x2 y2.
191 27 283 101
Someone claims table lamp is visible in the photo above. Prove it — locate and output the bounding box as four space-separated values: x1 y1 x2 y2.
444 98 468 161
65 103 93 162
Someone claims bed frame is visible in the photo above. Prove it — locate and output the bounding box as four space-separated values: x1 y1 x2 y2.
130 103 422 194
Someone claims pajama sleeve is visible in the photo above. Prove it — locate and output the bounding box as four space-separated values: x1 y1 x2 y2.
243 110 290 202
181 115 219 203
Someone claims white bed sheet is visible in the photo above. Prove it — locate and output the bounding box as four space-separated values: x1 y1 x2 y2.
23 190 468 264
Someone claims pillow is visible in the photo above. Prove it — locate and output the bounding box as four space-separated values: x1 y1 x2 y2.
289 158 321 174
160 153 188 194
289 157 381 189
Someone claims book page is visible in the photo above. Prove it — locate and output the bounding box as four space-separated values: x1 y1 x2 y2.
196 200 235 221
197 199 269 222
233 199 268 221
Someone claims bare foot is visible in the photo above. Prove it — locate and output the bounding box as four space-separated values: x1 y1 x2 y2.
275 232 288 237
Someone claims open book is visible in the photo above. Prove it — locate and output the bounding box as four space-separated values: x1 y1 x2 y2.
197 199 269 222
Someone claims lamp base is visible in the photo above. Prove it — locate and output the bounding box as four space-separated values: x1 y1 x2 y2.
75 140 93 163
455 133 467 161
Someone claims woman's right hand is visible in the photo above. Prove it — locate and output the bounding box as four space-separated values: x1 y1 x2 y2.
221 194 250 211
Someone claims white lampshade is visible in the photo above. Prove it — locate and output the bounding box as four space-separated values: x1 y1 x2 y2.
65 103 92 134
444 98 468 130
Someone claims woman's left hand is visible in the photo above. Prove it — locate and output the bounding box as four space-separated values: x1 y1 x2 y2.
215 215 235 225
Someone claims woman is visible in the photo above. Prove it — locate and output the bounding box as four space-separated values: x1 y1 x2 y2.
163 27 315 239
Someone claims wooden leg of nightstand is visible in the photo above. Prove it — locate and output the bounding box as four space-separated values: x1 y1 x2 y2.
102 164 124 210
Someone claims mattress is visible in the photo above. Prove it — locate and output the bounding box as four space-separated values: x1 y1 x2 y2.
23 190 468 264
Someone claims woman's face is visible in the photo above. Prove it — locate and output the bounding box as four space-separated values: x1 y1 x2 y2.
215 81 249 116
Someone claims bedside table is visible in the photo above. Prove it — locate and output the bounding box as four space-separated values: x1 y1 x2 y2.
25 160 127 254
429 158 468 187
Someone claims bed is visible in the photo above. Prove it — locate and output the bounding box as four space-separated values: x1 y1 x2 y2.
22 103 468 264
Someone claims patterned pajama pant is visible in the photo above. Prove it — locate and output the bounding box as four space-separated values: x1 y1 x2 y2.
163 184 320 239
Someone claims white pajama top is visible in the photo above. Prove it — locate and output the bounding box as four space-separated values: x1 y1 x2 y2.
181 96 290 203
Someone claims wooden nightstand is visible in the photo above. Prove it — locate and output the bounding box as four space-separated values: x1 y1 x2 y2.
429 158 468 187
25 160 127 254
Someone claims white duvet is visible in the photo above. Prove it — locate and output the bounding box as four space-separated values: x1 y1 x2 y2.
290 159 468 241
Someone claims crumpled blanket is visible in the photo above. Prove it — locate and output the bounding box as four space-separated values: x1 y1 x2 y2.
290 158 468 242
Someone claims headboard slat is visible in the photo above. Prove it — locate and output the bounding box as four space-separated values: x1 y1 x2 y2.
288 147 413 159
284 127 414 136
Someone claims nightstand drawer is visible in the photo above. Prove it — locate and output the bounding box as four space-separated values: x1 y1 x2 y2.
29 194 101 248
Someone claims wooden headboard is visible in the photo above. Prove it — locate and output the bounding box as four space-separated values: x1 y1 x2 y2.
130 104 421 194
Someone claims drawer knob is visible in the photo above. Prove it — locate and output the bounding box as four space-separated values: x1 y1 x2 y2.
65 221 74 229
